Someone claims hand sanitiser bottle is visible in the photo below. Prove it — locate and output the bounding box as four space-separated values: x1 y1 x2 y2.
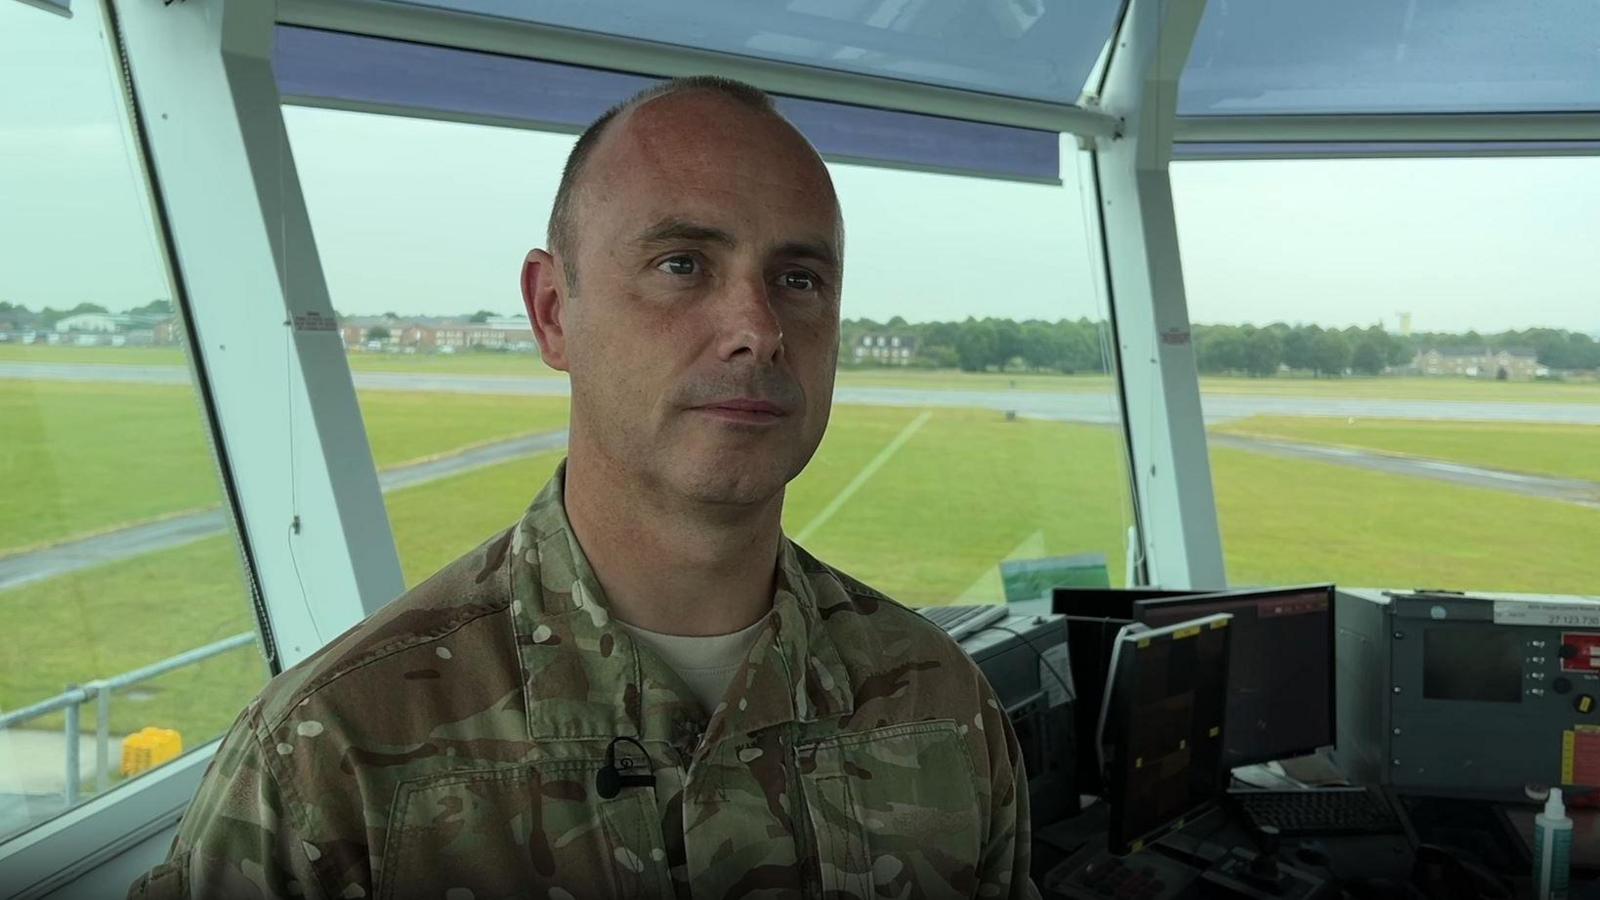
1535 787 1573 900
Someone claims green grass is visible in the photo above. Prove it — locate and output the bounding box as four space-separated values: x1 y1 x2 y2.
5 403 1600 758
347 352 565 378
0 380 569 554
1214 416 1600 485
357 391 568 466
0 536 265 739
785 407 1135 606
384 406 1140 601
1198 373 1600 404
0 345 187 366
388 453 566 586
1 381 233 554
1212 446 1600 594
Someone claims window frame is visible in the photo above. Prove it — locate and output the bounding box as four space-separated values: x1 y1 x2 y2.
0 0 397 884
0 747 213 897
1088 0 1228 589
275 0 1122 137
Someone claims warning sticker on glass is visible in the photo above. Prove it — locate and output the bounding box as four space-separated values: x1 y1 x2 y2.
1494 600 1600 630
1561 726 1600 786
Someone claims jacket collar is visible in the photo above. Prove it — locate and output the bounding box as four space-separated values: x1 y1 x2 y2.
508 463 855 748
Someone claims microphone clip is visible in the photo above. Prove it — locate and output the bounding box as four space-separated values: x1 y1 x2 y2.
596 736 656 799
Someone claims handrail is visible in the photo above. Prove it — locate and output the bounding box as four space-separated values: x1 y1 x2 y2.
0 632 257 808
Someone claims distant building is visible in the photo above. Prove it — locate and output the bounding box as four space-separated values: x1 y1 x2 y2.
153 318 184 345
54 312 122 334
339 315 407 351
1414 347 1545 380
340 314 537 353
436 323 536 352
482 315 530 331
851 332 918 366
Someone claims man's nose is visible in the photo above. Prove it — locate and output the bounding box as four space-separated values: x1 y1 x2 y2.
713 274 784 364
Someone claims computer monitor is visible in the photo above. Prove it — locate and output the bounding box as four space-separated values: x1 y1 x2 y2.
1101 613 1233 856
1135 584 1336 770
1053 587 1204 800
1052 586 1201 622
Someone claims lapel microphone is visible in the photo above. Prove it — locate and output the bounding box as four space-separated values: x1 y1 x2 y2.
596 736 656 799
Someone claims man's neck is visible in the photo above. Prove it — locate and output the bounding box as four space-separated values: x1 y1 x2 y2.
561 451 783 637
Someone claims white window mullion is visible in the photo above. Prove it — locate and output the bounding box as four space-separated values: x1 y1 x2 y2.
1094 0 1226 589
117 0 403 663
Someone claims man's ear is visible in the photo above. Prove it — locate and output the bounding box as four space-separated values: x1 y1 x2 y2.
522 249 570 372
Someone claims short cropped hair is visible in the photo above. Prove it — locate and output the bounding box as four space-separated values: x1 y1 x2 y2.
546 76 780 290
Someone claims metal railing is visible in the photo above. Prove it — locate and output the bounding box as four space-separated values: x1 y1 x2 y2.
0 632 256 805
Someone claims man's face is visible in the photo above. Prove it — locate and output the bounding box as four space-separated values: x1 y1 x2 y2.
531 92 843 508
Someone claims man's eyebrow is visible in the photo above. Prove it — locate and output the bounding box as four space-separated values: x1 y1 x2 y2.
775 240 841 271
634 218 840 270
634 219 736 248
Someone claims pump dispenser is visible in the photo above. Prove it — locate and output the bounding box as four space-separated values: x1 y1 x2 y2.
1535 787 1573 900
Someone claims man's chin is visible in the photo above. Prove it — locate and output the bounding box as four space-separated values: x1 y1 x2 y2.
669 460 789 508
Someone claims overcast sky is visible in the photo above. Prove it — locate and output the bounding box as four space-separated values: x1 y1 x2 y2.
4 1 1597 336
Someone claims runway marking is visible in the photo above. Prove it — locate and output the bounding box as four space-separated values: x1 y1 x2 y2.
793 410 933 544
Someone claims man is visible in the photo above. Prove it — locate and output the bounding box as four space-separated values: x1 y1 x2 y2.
132 76 1037 900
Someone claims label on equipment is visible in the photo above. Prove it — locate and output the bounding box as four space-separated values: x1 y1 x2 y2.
1041 644 1074 707
1563 634 1600 673
1563 726 1600 786
1493 601 1600 629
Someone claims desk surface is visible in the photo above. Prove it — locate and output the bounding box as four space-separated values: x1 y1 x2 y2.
1032 792 1600 899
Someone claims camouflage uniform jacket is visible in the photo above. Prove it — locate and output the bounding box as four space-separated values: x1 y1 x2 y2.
131 467 1039 899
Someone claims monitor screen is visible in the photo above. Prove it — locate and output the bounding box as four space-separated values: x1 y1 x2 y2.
1104 614 1233 856
1135 584 1335 769
1424 627 1524 703
1053 588 1204 795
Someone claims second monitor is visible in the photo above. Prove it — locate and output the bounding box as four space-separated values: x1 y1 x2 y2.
1135 584 1336 770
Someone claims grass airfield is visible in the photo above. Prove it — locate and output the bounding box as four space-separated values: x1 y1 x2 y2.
2 346 1597 777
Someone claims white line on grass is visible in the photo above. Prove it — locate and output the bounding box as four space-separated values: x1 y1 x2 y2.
793 410 933 544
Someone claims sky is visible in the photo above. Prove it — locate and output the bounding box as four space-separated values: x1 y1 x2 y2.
3 1 1597 336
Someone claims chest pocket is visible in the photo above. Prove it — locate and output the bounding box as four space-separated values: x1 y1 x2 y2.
377 760 673 900
797 720 985 899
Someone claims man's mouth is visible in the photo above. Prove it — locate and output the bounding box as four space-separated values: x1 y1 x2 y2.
694 398 788 423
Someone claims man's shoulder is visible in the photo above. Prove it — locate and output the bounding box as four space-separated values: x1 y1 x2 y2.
792 545 987 685
247 527 521 736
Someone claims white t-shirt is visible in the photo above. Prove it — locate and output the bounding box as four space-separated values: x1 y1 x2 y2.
615 613 771 715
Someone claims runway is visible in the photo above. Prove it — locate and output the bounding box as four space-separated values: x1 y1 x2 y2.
0 430 571 593
7 361 1600 425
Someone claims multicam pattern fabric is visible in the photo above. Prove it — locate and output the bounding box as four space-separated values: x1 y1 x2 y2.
130 465 1039 899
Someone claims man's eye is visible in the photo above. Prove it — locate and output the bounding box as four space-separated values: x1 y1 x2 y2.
780 271 818 292
657 256 699 276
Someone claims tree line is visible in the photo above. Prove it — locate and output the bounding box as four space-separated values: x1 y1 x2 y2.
0 299 173 328
842 317 1600 377
843 316 1113 374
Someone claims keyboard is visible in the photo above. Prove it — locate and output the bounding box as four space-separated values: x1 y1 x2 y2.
1227 786 1404 837
919 604 1008 642
1045 849 1197 900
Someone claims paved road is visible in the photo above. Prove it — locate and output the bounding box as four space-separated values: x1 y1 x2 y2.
0 430 570 593
1208 434 1600 509
8 361 1600 425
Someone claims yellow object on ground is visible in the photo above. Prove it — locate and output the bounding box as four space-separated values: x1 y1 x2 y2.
121 727 183 777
